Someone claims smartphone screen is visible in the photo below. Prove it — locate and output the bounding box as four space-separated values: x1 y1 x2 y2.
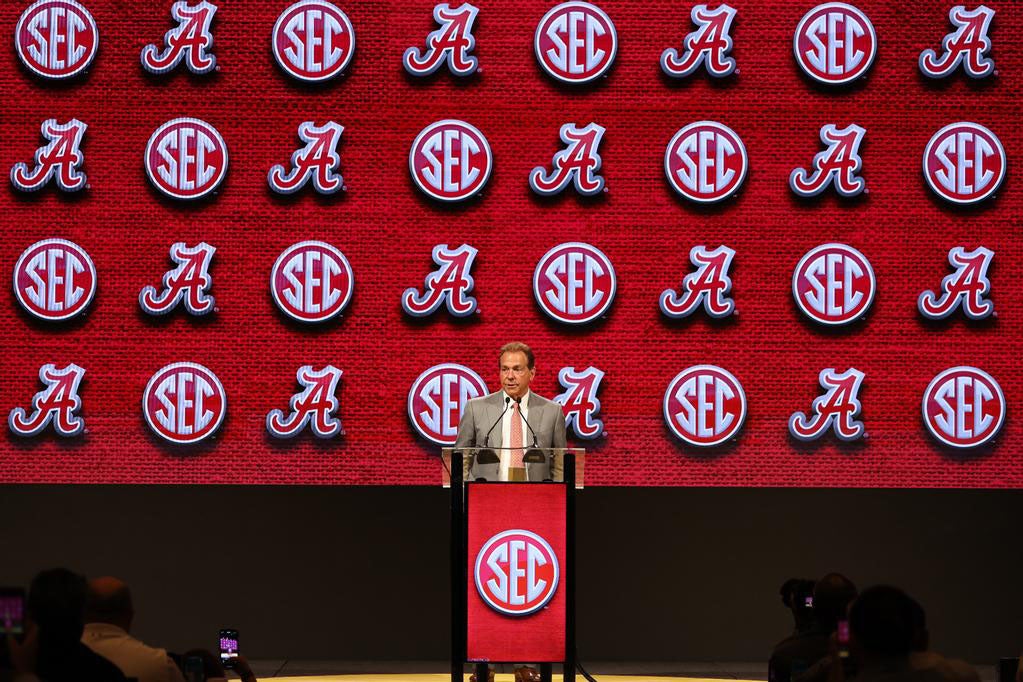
837 619 850 658
0 588 25 636
218 629 239 668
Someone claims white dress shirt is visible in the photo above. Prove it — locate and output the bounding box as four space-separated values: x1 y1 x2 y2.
83 622 186 682
499 390 531 481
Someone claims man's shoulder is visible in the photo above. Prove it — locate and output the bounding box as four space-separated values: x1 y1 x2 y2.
528 392 559 410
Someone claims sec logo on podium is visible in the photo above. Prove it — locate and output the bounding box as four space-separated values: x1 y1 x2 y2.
475 529 559 616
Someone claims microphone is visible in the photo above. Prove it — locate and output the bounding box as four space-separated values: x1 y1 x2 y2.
483 395 512 447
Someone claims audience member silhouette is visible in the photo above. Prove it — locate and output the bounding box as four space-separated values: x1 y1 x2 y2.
770 574 857 682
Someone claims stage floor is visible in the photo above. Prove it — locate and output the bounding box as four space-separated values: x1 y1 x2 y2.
269 676 760 682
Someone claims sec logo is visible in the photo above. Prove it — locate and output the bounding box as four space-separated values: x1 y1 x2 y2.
793 3 876 85
665 121 747 203
475 529 559 616
407 363 487 445
923 122 1005 205
534 1 617 84
13 238 96 322
792 243 875 326
664 365 746 447
272 0 355 82
145 118 228 200
533 242 616 324
16 0 98 80
143 362 227 445
271 241 354 323
409 119 491 202
922 367 1005 449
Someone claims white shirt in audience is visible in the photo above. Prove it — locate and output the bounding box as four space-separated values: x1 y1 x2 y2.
83 622 186 682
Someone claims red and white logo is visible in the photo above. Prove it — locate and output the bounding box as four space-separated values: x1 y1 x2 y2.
534 1 617 84
10 118 87 192
919 5 995 79
553 366 605 440
143 362 226 444
272 0 355 82
145 118 228 200
533 242 616 324
529 122 606 196
402 243 478 317
407 363 488 445
409 119 491 202
13 238 96 321
15 0 98 80
918 246 994 320
792 243 875 326
271 241 354 323
8 363 86 437
475 529 559 616
266 365 344 439
922 366 1004 449
789 124 866 198
788 368 865 442
268 121 345 195
793 3 876 85
661 3 737 78
404 2 479 77
664 365 746 447
664 121 747 203
660 245 736 319
139 242 216 316
923 122 1005 205
140 1 217 75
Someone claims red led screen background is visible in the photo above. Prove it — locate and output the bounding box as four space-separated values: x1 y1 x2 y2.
0 0 1020 486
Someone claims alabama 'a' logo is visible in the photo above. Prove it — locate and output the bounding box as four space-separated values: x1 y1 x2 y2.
664 365 746 447
16 0 98 80
266 365 344 439
660 245 735 319
139 242 216 316
14 239 97 321
919 5 995 79
918 246 994 320
922 366 1004 449
534 242 616 324
661 3 737 78
141 1 217 75
665 121 747 203
529 123 606 196
268 121 345 195
271 241 354 323
143 362 226 444
793 243 875 326
793 3 876 85
404 3 479 76
535 1 617 84
409 119 492 202
9 363 86 437
145 118 228 200
402 244 478 317
408 363 488 445
475 530 560 616
923 122 1005 205
788 368 865 442
554 366 605 440
789 124 866 198
272 0 355 82
11 119 87 192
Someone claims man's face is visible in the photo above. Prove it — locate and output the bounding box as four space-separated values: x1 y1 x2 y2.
500 351 535 400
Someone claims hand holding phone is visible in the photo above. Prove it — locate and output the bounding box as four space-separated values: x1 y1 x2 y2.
218 629 239 669
0 588 25 636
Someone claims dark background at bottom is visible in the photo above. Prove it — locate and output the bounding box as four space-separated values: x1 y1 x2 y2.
0 486 1020 664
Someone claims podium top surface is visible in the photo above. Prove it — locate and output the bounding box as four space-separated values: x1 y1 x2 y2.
440 447 585 488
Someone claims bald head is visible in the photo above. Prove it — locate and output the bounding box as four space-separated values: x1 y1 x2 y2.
85 577 134 631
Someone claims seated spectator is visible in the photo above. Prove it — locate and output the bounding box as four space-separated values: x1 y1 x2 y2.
83 577 185 682
771 574 857 682
178 649 256 682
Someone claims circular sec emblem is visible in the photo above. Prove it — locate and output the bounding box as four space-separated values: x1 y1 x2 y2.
271 241 354 323
534 1 617 84
792 243 875 326
475 529 560 616
16 0 99 80
407 363 488 445
793 3 876 85
272 0 355 82
922 367 1005 449
13 238 97 321
409 120 492 203
664 365 746 447
143 362 227 445
923 122 1006 205
533 242 616 324
145 118 229 201
665 121 748 203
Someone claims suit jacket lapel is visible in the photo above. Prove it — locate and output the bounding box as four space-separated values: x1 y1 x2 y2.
488 392 505 449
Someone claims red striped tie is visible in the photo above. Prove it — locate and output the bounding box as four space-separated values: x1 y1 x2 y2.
510 402 524 467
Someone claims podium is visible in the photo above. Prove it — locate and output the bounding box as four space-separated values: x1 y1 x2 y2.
444 448 585 682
